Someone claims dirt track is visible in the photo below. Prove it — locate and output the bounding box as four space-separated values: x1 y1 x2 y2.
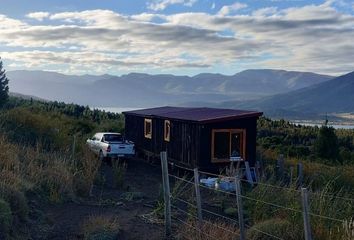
37 158 164 240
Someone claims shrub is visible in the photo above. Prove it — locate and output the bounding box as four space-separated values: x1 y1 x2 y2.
81 215 120 240
0 199 12 239
112 159 127 188
39 162 74 202
74 148 101 197
177 219 238 240
0 183 29 222
246 218 300 240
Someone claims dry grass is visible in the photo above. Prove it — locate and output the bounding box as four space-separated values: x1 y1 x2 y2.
75 147 102 196
176 219 238 240
0 134 101 202
81 214 120 240
112 159 127 188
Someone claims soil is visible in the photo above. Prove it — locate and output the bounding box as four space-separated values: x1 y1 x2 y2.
32 158 165 240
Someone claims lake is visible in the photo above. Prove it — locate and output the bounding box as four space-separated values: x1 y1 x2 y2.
93 107 142 113
292 122 354 129
94 107 354 130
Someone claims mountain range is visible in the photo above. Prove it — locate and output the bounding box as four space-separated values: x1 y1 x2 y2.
218 71 354 119
7 68 354 121
7 69 332 109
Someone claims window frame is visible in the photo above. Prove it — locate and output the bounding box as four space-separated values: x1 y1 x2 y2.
211 129 246 163
144 118 152 139
164 120 171 142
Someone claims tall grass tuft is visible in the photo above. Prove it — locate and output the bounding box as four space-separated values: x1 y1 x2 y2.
81 214 120 240
112 159 127 188
176 219 238 240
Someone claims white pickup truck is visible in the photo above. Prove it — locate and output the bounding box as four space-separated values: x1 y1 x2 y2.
86 132 135 161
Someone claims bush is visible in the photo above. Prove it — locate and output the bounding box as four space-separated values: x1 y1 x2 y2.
247 218 300 240
81 215 120 240
0 184 28 222
177 219 238 240
0 198 12 239
112 160 127 188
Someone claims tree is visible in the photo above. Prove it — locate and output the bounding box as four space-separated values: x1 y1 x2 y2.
314 125 339 161
0 58 9 107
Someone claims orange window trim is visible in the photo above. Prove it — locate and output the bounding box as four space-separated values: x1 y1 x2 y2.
211 129 246 163
144 118 152 139
164 120 170 142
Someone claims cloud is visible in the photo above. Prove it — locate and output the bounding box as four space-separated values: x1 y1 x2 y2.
26 12 50 21
147 0 197 11
218 2 247 16
1 2 354 75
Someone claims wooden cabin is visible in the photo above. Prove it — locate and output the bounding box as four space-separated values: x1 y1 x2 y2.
123 106 262 171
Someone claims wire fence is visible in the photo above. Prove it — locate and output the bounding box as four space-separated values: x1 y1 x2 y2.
160 152 354 240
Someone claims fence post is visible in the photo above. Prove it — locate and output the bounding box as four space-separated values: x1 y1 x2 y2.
72 135 76 160
289 166 294 186
244 161 254 187
301 188 312 240
255 161 261 182
160 152 171 238
193 168 203 222
277 154 285 179
235 175 245 240
297 163 304 187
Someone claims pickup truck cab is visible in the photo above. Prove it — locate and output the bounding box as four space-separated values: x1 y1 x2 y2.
86 132 135 161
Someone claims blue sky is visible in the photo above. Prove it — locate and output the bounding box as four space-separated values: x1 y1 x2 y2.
1 0 354 76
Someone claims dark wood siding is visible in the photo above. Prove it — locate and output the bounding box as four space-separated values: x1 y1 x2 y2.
125 113 259 172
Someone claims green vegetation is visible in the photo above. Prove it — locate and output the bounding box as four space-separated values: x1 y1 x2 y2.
257 117 354 165
0 96 125 239
80 215 120 240
0 94 353 239
0 58 9 108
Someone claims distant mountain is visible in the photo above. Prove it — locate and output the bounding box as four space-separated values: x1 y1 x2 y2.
219 71 354 118
7 69 332 108
9 92 47 101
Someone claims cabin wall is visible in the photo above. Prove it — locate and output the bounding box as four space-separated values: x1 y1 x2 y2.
125 114 258 171
124 114 200 167
198 117 258 171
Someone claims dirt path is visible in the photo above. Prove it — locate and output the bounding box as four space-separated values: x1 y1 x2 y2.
38 158 164 240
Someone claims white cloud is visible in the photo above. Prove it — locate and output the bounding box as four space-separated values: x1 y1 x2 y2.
1 2 354 75
26 12 50 21
147 0 197 11
218 2 247 16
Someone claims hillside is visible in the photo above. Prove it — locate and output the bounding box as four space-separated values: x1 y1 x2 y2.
0 97 353 240
218 71 354 119
7 69 332 108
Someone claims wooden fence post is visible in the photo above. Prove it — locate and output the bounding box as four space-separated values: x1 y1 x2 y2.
301 188 312 240
194 168 203 238
277 154 285 179
235 175 245 240
72 135 76 160
244 161 254 187
160 152 171 238
255 161 261 182
193 168 203 222
297 163 304 187
289 166 294 186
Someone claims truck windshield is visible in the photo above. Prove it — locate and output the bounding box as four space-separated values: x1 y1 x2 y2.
103 134 122 142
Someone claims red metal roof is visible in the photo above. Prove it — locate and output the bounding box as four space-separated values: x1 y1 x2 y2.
123 106 262 123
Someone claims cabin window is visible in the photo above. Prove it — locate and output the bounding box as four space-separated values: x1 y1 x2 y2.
211 129 246 162
144 119 152 139
164 120 171 142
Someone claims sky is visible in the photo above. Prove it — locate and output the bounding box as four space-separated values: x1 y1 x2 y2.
0 0 354 76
